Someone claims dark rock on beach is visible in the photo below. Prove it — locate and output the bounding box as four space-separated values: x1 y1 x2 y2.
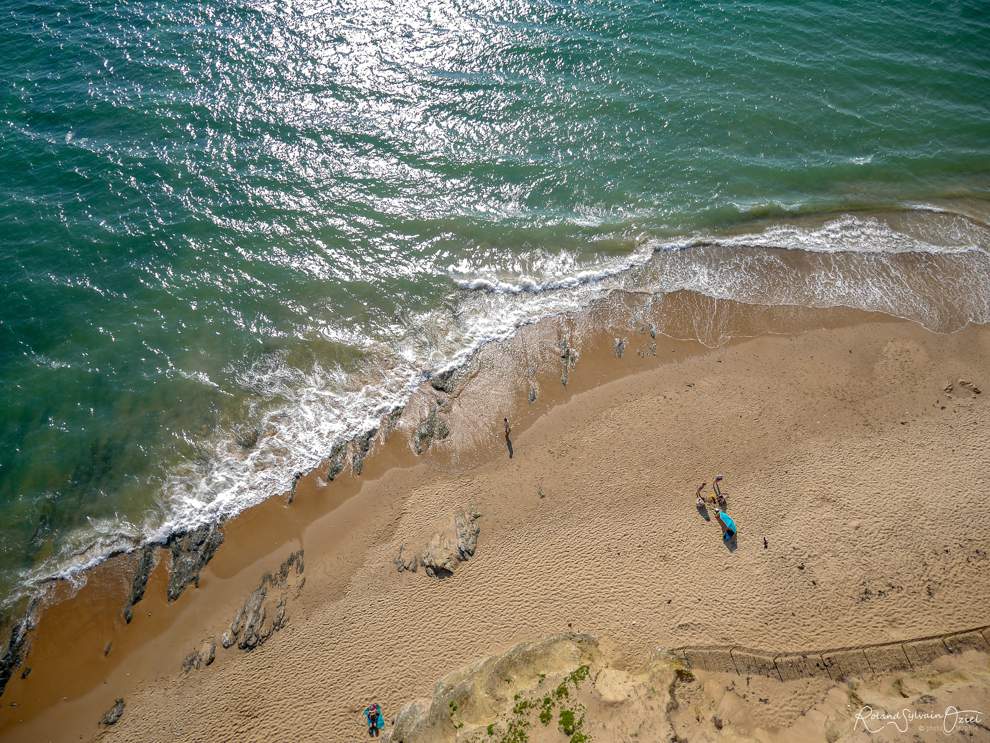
351 428 377 476
101 698 125 726
225 550 303 653
454 510 480 560
430 368 457 395
233 581 271 651
430 365 474 397
123 544 158 623
326 441 347 481
0 599 38 698
413 401 450 455
181 639 217 673
394 544 418 573
166 523 225 602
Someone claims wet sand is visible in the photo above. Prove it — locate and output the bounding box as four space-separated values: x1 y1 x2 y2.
1 291 989 741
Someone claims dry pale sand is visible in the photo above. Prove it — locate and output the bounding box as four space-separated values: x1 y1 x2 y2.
2 297 989 742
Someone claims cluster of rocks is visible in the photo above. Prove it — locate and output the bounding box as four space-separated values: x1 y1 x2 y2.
181 549 304 674
945 378 982 396
395 510 480 579
325 421 387 481
166 523 225 602
224 549 303 652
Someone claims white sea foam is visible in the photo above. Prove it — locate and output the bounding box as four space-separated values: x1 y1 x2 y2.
16 210 990 607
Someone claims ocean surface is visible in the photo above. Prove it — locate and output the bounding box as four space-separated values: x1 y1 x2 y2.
1 0 988 606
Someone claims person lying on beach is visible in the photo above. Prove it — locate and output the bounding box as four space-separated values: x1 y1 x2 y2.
364 703 384 737
714 508 737 542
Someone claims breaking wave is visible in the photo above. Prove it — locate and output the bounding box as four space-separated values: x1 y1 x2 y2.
16 206 990 607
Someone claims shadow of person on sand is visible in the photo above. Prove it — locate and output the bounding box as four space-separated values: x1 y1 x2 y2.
696 501 710 521
503 417 513 459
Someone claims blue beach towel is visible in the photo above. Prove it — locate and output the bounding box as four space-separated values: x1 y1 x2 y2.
365 708 384 730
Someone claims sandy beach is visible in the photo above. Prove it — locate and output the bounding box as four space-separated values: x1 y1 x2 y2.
1 292 989 742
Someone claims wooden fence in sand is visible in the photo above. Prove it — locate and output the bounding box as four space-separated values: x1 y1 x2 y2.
670 625 990 681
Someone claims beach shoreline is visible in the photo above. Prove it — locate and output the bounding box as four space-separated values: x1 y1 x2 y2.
2 292 989 741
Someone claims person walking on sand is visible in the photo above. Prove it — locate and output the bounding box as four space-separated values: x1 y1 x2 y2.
504 416 513 459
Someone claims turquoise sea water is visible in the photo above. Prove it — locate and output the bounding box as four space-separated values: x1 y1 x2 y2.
1 0 988 604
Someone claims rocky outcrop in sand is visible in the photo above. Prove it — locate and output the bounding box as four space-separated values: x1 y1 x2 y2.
325 441 347 481
166 524 225 602
351 429 377 476
398 510 480 579
429 367 463 394
0 599 38 698
181 550 304 674
412 400 451 455
224 550 303 653
100 698 125 726
123 544 158 623
182 639 217 673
